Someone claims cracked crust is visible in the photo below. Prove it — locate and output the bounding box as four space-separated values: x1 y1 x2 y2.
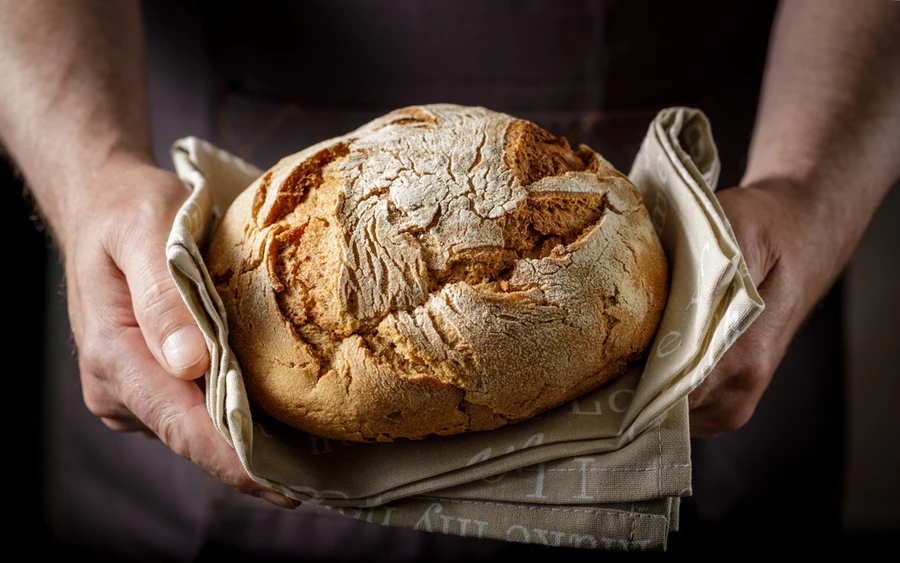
205 104 668 442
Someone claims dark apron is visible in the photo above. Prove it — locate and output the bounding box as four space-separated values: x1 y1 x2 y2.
46 1 844 559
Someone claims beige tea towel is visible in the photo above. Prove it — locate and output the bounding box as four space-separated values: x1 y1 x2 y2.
166 107 763 551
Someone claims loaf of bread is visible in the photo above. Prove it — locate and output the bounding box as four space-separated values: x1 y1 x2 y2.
206 104 668 442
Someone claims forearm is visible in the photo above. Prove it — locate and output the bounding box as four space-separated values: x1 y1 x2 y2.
743 0 900 288
0 0 151 248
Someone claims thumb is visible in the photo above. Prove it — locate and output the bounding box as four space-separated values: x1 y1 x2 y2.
117 187 211 380
147 277 210 381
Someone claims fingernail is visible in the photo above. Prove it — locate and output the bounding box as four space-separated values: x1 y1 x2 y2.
162 326 207 374
260 490 301 510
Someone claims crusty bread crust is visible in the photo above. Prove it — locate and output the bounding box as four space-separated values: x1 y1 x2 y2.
206 105 668 442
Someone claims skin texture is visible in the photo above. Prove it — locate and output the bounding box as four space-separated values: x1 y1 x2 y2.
0 0 898 501
688 0 900 437
0 0 296 509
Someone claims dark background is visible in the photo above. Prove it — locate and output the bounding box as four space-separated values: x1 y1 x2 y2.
3 157 48 543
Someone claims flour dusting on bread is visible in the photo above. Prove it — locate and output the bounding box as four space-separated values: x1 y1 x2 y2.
206 104 668 442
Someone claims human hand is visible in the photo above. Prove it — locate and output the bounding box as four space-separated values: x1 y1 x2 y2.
60 155 299 509
688 180 838 438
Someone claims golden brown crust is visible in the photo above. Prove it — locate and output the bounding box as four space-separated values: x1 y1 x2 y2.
206 104 668 442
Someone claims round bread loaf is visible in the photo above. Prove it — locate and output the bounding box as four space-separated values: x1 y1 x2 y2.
206 104 668 442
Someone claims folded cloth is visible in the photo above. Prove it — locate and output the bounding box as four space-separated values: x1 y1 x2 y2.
166 107 763 551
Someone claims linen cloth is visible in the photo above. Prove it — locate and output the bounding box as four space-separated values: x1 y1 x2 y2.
166 107 763 551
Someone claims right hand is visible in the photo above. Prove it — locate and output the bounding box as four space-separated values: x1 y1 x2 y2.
60 154 299 510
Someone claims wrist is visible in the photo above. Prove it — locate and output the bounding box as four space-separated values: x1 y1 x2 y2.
25 138 156 247
42 152 185 260
734 176 853 303
738 171 833 234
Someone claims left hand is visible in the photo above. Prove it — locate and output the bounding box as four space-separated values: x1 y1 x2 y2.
688 179 836 438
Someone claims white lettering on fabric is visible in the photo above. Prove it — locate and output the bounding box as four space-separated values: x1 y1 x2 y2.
651 190 669 234
466 448 492 466
656 331 682 357
608 389 634 413
526 463 547 499
656 154 669 185
414 503 442 533
570 398 603 415
574 457 595 500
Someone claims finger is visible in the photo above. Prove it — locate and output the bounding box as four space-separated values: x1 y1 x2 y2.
101 416 151 433
689 376 767 438
715 187 774 287
114 184 211 380
687 311 774 411
687 187 783 422
687 312 770 437
70 239 160 435
114 326 297 508
689 259 799 437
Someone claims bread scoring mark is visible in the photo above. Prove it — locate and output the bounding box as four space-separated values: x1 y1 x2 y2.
503 120 597 185
318 109 642 430
258 143 350 228
388 106 439 127
269 160 358 380
273 110 624 392
251 171 272 223
334 109 621 325
498 191 610 261
336 107 514 326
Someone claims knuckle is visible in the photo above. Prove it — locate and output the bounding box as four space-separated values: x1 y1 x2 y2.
687 384 710 410
140 275 182 318
131 181 186 219
222 469 257 495
139 276 189 337
101 417 134 433
80 380 120 420
82 390 113 419
719 403 756 433
77 338 137 423
729 359 772 396
155 409 189 458
741 365 770 391
77 338 111 383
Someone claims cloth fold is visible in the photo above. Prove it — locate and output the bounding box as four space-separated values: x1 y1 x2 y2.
166 107 763 551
